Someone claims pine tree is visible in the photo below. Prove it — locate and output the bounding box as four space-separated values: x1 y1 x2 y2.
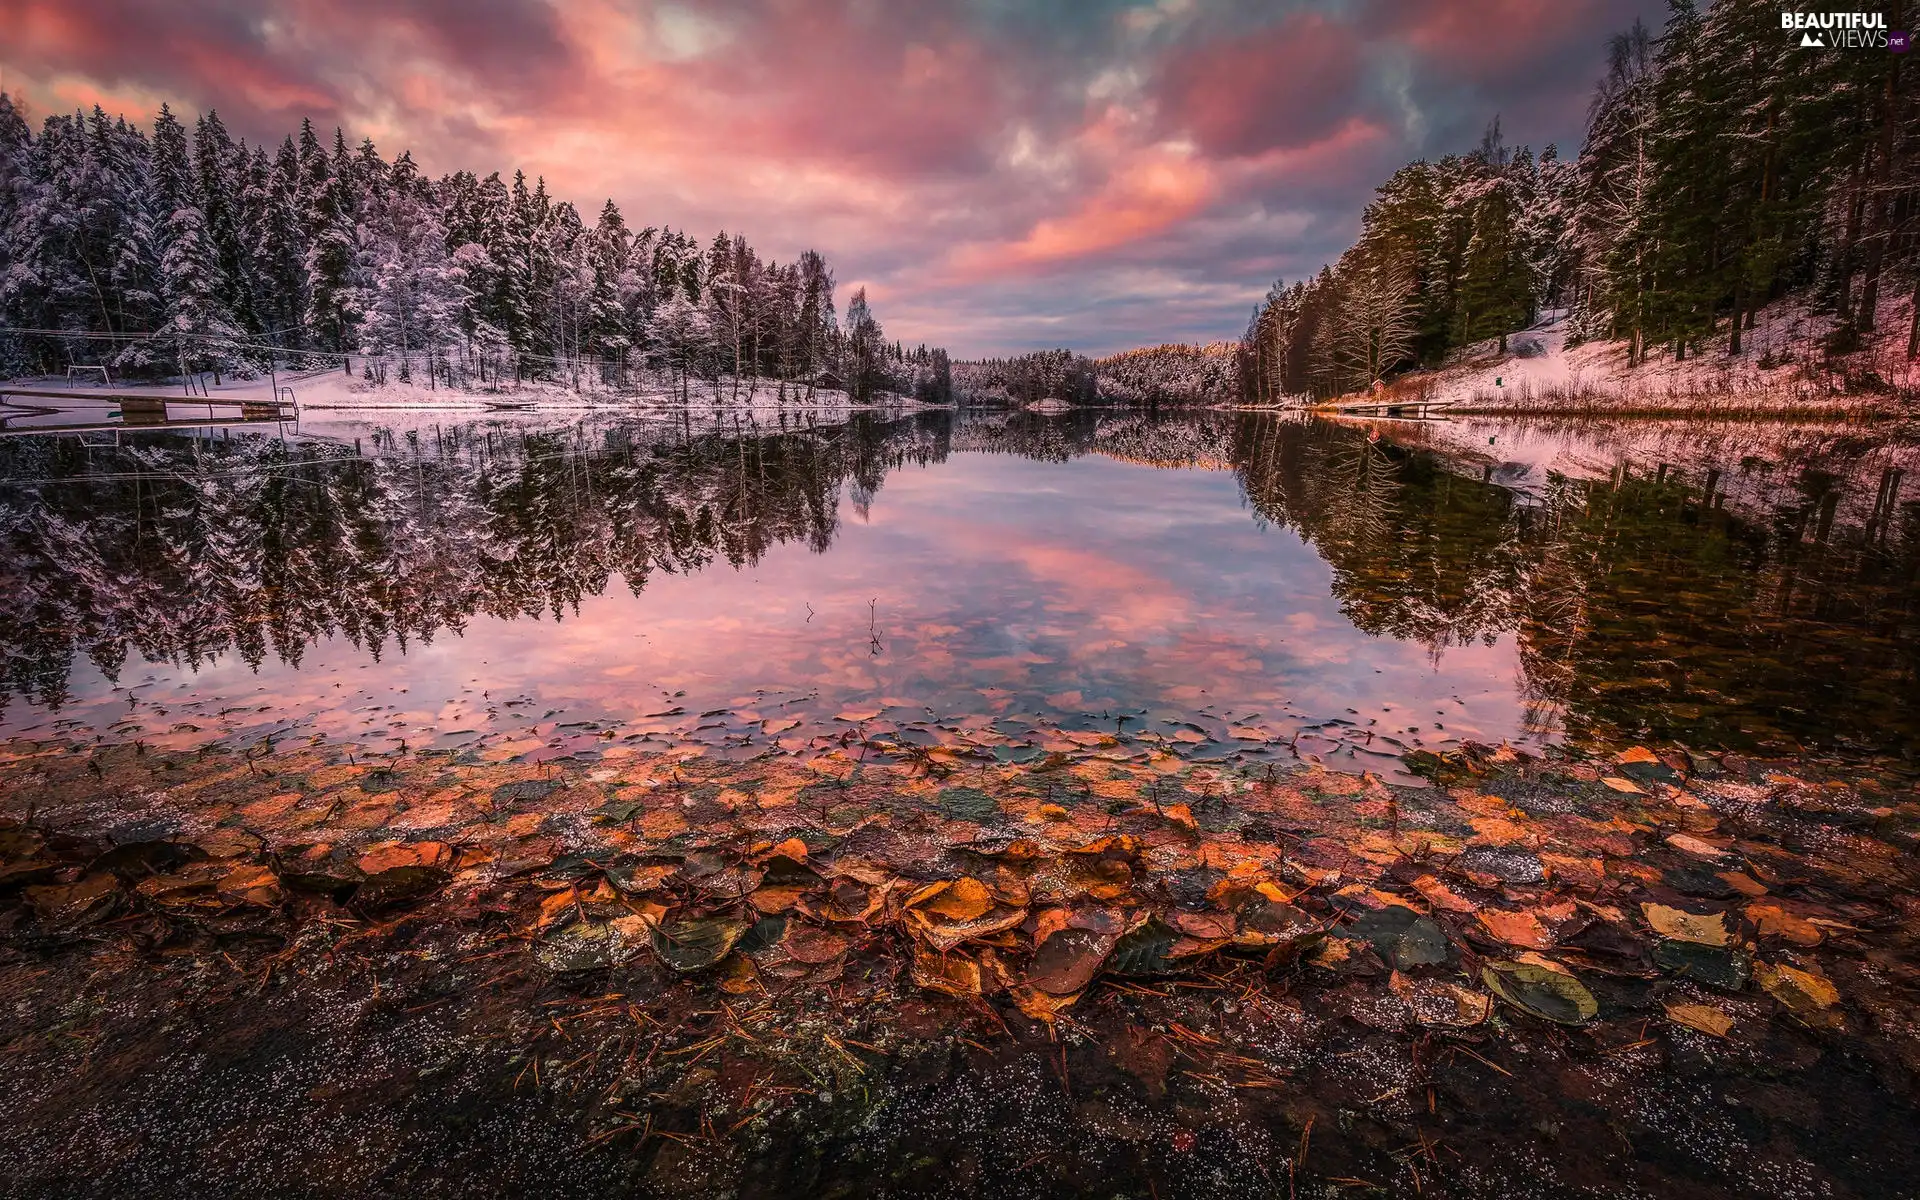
0 92 932 389
1642 0 1727 359
302 126 357 353
1453 132 1535 351
0 93 43 372
193 111 255 334
360 181 463 386
153 104 241 376
1575 19 1657 359
1335 250 1418 387
255 137 307 348
650 289 707 402
585 200 632 372
842 287 886 401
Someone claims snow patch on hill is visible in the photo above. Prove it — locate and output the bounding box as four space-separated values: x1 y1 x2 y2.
1352 286 1918 414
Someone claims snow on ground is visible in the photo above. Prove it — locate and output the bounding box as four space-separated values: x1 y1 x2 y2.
3 366 946 433
1354 283 1919 414
1356 411 1919 511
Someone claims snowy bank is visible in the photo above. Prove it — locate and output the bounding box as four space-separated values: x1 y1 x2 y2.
1333 288 1919 417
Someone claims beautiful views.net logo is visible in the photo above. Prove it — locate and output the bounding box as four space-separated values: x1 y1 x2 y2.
1780 11 1903 48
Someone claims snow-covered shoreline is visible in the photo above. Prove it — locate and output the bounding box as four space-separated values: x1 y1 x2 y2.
1 369 954 418
1312 290 1919 418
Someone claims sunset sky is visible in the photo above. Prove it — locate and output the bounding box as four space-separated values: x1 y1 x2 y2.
0 0 1658 357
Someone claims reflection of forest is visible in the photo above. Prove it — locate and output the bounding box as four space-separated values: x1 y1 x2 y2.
0 412 951 712
3 411 1915 762
1231 417 1920 760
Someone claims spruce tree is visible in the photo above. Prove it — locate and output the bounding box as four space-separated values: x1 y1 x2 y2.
153 104 241 375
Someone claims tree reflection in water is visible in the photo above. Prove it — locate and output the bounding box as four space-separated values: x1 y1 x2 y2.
1 410 1914 768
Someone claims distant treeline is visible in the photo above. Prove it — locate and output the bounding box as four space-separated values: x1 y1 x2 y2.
952 349 1099 406
952 342 1238 407
1096 343 1239 404
1238 0 1920 402
0 93 951 401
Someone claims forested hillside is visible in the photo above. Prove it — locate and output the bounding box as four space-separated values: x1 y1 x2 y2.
0 94 950 401
951 349 1099 406
1096 343 1239 404
950 343 1237 407
1240 1 1918 403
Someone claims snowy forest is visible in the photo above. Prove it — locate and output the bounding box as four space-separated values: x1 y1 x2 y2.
951 350 1100 406
950 343 1236 407
1096 343 1239 405
0 94 952 403
1240 1 1920 402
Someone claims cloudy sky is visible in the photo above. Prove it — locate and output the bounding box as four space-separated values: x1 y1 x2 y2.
0 0 1657 357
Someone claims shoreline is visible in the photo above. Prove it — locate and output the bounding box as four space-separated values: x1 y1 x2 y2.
4 731 1916 1195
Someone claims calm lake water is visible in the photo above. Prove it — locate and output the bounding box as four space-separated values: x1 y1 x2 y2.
1 408 1915 776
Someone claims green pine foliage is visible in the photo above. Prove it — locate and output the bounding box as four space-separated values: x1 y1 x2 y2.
1242 2 1917 399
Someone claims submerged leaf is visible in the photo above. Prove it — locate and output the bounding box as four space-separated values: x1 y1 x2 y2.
1477 908 1555 949
1109 917 1181 976
782 922 851 965
1348 904 1451 969
1390 973 1492 1027
911 946 987 996
905 903 1027 952
918 877 995 921
1746 902 1823 946
533 918 650 973
1010 985 1081 1023
1641 903 1728 947
1652 938 1751 991
937 787 999 823
1027 927 1116 994
1665 833 1729 859
651 915 751 972
1756 961 1840 1015
1665 1001 1734 1037
1482 960 1598 1025
26 873 121 928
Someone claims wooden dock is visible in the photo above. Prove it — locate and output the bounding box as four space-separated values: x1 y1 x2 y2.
0 387 297 436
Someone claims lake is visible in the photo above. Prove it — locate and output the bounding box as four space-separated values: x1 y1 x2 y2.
7 404 1920 1198
2 407 1915 779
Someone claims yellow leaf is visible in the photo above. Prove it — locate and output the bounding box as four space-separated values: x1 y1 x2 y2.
1641 903 1729 947
917 877 994 921
1665 1001 1734 1037
1666 833 1729 859
1746 902 1822 946
1756 962 1839 1013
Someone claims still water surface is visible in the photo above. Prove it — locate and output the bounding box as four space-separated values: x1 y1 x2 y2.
1 409 1914 775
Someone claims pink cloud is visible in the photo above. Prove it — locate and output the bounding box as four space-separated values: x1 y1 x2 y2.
0 0 1642 355
949 139 1217 278
1381 0 1614 74
1155 14 1365 158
